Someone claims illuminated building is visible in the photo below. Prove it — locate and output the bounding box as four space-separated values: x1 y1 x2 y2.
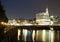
36 6 51 25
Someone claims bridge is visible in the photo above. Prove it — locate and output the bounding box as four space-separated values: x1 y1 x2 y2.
0 23 60 34
3 24 60 33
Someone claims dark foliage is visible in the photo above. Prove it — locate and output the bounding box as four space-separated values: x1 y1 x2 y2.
0 1 8 22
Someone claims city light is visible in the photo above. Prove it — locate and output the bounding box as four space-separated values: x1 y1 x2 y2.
25 23 33 26
1 22 7 25
50 21 53 25
50 16 54 18
1 22 4 24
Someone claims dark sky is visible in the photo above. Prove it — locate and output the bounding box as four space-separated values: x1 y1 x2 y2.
1 0 60 19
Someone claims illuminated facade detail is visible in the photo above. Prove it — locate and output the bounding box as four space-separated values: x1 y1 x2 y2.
46 6 49 14
36 6 51 25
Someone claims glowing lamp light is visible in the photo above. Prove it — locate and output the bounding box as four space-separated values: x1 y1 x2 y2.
1 22 4 24
25 23 33 26
50 16 54 19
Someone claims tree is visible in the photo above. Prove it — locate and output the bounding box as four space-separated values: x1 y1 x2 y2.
0 1 8 22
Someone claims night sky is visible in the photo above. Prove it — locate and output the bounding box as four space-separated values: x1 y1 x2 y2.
1 0 60 19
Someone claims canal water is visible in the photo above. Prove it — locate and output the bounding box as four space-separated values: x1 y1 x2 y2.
17 28 60 42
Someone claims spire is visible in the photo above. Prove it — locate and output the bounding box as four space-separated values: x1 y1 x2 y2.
46 5 48 13
45 0 48 13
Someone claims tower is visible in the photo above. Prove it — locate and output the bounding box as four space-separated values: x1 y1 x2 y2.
45 5 49 17
45 5 49 15
36 5 50 25
46 5 48 13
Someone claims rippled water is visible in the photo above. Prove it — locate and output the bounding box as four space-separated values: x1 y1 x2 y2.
17 28 60 42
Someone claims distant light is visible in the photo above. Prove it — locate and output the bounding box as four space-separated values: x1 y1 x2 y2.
10 23 14 25
50 16 54 18
25 23 33 26
1 22 4 24
1 22 7 25
18 20 20 23
44 13 47 15
50 27 53 30
14 24 20 26
4 23 7 25
50 21 53 25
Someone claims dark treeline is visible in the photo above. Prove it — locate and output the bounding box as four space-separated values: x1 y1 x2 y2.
0 0 8 42
0 1 8 22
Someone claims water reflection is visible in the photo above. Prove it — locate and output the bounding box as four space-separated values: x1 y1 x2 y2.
22 29 27 42
17 29 60 42
42 30 46 42
17 29 21 41
36 30 42 42
32 30 35 42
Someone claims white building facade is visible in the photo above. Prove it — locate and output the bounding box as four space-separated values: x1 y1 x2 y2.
36 7 51 25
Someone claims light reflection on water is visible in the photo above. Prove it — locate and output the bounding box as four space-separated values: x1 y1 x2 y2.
17 29 60 42
32 30 35 42
22 29 27 42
